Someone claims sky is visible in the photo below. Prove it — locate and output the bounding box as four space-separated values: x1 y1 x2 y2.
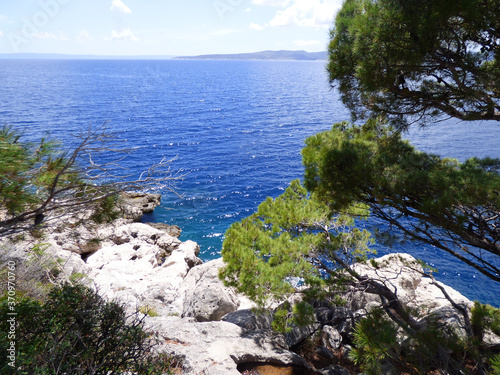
0 0 343 56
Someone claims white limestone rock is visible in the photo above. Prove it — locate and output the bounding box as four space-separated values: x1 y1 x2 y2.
144 316 313 375
85 222 203 316
181 258 240 321
349 253 472 316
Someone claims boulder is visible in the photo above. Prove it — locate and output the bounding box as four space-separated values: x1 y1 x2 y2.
420 305 473 341
145 316 314 375
222 309 274 332
181 258 240 321
285 322 321 348
322 325 343 350
52 249 91 280
483 329 500 350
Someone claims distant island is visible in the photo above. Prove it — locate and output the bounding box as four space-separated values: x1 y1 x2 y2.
174 50 328 61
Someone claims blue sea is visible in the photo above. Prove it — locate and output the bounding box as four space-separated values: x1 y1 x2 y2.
1 59 499 306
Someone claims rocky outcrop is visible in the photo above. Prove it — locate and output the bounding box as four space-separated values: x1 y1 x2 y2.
147 222 182 238
80 224 320 374
145 317 314 374
222 309 274 332
118 192 162 221
3 202 498 375
86 222 203 316
348 253 472 316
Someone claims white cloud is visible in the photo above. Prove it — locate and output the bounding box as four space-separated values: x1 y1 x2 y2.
244 8 252 12
0 30 3 38
249 22 265 31
294 39 321 47
77 30 92 44
33 32 69 41
110 0 132 14
255 0 341 28
111 28 138 41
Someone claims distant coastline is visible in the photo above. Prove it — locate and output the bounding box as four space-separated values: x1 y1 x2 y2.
0 50 327 61
175 50 328 61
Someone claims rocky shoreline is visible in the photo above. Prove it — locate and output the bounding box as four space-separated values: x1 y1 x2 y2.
2 193 499 375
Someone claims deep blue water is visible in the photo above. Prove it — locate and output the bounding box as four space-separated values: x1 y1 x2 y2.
0 59 499 306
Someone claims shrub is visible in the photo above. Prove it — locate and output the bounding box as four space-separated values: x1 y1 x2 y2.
0 244 59 301
90 194 121 224
491 354 500 375
0 284 178 374
349 310 399 375
471 301 500 339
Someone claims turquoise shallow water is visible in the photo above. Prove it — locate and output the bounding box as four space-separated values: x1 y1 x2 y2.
1 59 499 306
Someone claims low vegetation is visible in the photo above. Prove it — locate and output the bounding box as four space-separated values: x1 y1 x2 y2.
0 282 178 374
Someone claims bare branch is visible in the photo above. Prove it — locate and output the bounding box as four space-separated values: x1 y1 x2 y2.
0 123 185 235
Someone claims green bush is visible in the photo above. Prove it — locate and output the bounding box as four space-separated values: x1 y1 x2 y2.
0 284 177 374
350 303 500 374
90 194 121 224
349 310 399 375
472 301 500 339
472 301 500 373
491 354 500 375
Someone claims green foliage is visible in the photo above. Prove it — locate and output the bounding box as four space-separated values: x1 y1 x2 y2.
268 301 315 333
0 243 67 301
407 318 468 374
0 126 86 219
272 302 293 333
69 272 87 283
303 119 500 282
292 300 316 328
0 126 58 215
350 308 484 374
328 0 500 127
138 305 160 317
471 301 500 339
220 179 372 308
0 284 177 375
491 354 500 375
303 119 500 213
90 194 120 224
30 242 50 257
349 310 399 375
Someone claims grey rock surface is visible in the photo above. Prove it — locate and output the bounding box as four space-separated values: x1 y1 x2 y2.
182 258 241 321
118 192 162 221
